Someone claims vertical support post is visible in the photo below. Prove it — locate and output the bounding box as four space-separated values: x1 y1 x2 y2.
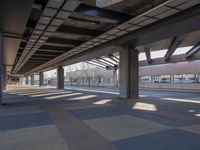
2 64 6 90
39 72 44 86
57 66 64 89
31 75 34 85
194 74 197 83
113 68 117 87
26 76 29 85
151 75 154 83
171 74 174 83
0 34 3 105
119 48 139 99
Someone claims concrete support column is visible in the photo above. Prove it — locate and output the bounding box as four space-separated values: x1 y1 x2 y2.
57 66 64 89
25 76 29 85
2 64 6 90
151 75 154 83
113 68 117 87
39 72 44 86
0 34 3 105
170 74 174 83
194 74 197 83
31 75 34 85
119 48 139 99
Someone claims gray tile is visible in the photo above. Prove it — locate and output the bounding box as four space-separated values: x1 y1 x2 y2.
180 124 200 135
84 115 172 141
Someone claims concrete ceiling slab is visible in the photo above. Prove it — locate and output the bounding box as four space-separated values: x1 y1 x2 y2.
0 0 34 74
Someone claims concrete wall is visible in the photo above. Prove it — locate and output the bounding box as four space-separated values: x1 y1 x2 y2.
140 83 200 90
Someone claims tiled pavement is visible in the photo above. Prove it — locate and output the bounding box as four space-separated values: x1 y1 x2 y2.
0 85 200 150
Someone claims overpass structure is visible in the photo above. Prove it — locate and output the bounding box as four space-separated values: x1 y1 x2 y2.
1 0 200 104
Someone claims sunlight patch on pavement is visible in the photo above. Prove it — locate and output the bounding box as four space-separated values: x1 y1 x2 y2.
133 102 157 111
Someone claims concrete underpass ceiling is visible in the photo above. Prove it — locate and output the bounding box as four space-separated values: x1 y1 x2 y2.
3 38 21 74
3 0 200 75
0 0 34 75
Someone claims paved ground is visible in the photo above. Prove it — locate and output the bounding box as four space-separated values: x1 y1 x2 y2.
0 85 200 150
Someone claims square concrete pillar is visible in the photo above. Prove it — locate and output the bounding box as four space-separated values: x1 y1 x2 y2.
25 76 29 85
31 75 34 85
2 64 7 90
119 48 139 99
113 68 118 87
0 34 3 105
57 66 64 89
39 72 44 86
170 74 174 83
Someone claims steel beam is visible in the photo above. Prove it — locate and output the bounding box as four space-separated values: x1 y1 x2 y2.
86 61 105 68
100 57 116 66
90 60 108 67
165 35 185 61
139 53 200 67
96 58 114 66
108 54 119 63
186 42 200 58
144 46 152 63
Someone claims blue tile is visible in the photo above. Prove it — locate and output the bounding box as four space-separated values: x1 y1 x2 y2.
0 112 53 132
113 129 200 150
68 106 129 120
